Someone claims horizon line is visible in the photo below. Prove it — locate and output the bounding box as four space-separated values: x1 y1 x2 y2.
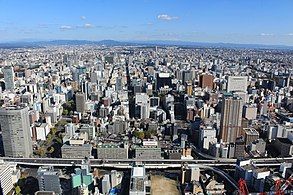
0 39 293 49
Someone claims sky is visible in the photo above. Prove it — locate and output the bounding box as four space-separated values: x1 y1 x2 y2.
0 0 293 45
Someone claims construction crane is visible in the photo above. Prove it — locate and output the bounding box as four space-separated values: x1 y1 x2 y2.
271 174 293 195
238 178 249 195
238 175 292 195
279 174 293 194
274 179 283 195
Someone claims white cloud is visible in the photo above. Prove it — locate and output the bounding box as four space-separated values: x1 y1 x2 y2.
80 16 86 20
60 25 73 30
286 33 293 36
260 33 274 36
84 23 94 28
157 14 178 21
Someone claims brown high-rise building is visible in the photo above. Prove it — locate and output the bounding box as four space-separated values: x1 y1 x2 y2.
243 128 259 145
186 108 196 121
185 82 193 96
220 97 243 143
234 137 245 158
199 74 214 89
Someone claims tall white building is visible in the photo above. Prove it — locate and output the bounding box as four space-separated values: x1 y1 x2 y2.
0 161 14 195
0 106 33 157
102 174 111 194
227 76 248 92
200 127 217 150
2 66 15 91
135 93 150 119
129 166 146 195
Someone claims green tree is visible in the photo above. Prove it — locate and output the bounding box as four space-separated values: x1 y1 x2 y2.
133 131 145 140
36 147 46 157
56 119 68 127
48 146 55 153
62 109 69 115
15 185 21 194
52 127 58 134
55 137 63 144
47 133 53 143
145 131 152 139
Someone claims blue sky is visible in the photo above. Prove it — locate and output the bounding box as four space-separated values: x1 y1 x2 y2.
0 0 292 45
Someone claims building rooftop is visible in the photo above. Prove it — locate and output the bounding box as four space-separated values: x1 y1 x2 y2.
243 128 259 136
132 166 145 177
277 138 293 144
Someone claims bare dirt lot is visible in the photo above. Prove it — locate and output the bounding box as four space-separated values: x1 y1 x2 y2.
150 175 180 195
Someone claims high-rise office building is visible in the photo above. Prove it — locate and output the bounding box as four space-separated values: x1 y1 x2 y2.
37 166 62 194
199 74 214 89
0 106 33 157
81 80 89 100
243 128 259 145
110 170 119 188
2 66 15 91
102 174 111 194
115 76 123 91
220 97 243 143
243 104 257 120
0 161 14 195
234 137 245 158
185 82 193 96
129 166 146 195
226 76 248 92
75 92 86 113
135 93 150 119
156 73 172 90
183 70 193 83
149 97 159 107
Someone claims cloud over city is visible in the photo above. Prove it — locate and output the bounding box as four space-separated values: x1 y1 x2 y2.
157 14 178 21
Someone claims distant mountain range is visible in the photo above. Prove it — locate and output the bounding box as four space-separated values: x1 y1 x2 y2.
1 39 293 50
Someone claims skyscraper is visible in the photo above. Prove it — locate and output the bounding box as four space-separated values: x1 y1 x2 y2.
0 161 14 195
0 106 33 157
199 74 214 90
115 76 123 91
226 76 248 92
156 73 172 90
135 93 150 119
2 66 15 91
76 92 86 113
185 82 193 96
220 97 243 143
102 174 111 194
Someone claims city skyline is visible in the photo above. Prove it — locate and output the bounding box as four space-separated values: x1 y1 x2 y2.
0 1 292 194
1 0 293 46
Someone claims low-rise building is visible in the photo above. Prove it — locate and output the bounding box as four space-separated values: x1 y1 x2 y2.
32 123 50 141
61 144 92 159
135 146 161 159
97 143 128 159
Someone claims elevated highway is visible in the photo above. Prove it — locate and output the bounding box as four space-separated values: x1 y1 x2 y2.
1 157 292 169
1 156 292 192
